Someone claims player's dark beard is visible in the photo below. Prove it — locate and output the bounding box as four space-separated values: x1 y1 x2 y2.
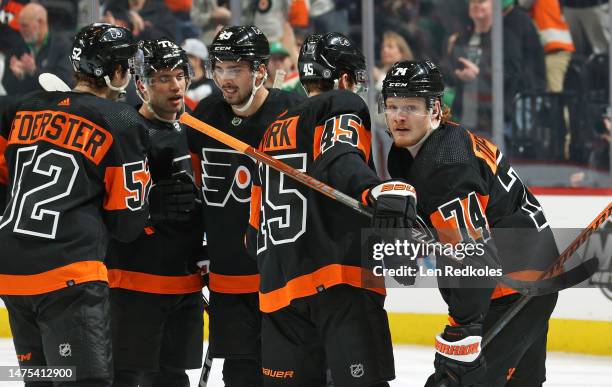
227 88 252 108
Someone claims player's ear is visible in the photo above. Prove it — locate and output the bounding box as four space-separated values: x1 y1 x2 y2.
136 78 147 98
256 63 267 82
338 73 355 91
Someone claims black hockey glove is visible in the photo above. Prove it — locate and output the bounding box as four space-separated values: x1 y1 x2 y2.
367 179 417 228
425 323 486 387
149 174 198 222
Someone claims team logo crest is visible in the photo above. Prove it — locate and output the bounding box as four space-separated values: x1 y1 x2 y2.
59 343 72 357
350 363 364 378
200 148 254 207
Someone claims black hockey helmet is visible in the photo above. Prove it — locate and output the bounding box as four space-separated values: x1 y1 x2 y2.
130 38 194 82
71 23 138 79
209 25 270 71
381 60 444 109
298 32 367 89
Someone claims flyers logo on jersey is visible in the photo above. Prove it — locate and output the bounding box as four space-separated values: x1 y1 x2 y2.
200 148 254 207
261 116 298 152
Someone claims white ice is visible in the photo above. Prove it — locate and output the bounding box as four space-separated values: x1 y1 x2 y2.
0 339 610 386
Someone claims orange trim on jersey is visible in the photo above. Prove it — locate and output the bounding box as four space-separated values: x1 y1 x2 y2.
312 124 324 160
250 185 262 229
190 152 202 187
468 131 498 174
259 264 386 313
0 135 8 185
9 110 113 165
103 166 133 210
261 116 298 152
429 193 490 244
361 188 370 206
0 261 108 295
491 285 519 299
353 120 372 163
108 269 203 294
448 316 459 326
209 272 260 294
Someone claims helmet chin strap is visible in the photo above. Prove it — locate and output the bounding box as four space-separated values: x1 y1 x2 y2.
104 73 131 98
234 71 267 113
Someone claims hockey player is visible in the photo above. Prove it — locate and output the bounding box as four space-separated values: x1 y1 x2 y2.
105 39 205 387
185 25 306 386
246 32 414 387
381 60 559 386
0 23 150 386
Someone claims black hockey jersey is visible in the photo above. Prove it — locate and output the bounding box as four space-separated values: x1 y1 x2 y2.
187 88 305 294
0 91 151 295
387 122 559 324
105 116 205 294
246 90 382 313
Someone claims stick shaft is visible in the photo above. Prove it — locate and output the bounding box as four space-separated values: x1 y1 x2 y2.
180 112 373 217
482 203 611 348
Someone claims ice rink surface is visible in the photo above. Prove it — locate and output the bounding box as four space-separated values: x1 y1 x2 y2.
0 339 610 386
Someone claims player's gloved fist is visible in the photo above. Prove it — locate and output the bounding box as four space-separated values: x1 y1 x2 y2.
367 179 417 228
149 175 197 222
425 323 486 387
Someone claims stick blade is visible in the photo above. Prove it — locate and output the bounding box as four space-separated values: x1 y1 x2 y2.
38 73 71 92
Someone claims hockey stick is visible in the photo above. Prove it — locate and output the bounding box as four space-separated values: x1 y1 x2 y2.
180 112 373 217
38 73 71 92
180 112 598 296
481 202 612 349
199 293 213 386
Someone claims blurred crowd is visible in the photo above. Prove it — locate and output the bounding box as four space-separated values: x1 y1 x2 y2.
0 0 610 186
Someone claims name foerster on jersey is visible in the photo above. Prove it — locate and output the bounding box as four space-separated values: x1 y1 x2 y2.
200 148 255 207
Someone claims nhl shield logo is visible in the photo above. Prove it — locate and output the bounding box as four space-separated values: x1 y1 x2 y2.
350 363 364 378
231 117 242 126
59 343 72 357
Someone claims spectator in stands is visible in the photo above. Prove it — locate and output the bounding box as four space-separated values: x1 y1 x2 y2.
0 0 26 95
310 0 349 36
4 2 73 96
182 37 219 107
253 0 309 42
521 0 575 92
374 0 436 62
373 31 414 91
190 0 231 44
560 0 610 57
103 0 177 41
165 0 200 42
444 0 546 137
266 41 303 95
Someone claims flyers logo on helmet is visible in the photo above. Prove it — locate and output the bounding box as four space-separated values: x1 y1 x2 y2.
200 148 254 207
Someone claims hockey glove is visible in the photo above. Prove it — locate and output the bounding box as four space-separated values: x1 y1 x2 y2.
367 180 417 228
425 323 486 387
149 174 198 222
